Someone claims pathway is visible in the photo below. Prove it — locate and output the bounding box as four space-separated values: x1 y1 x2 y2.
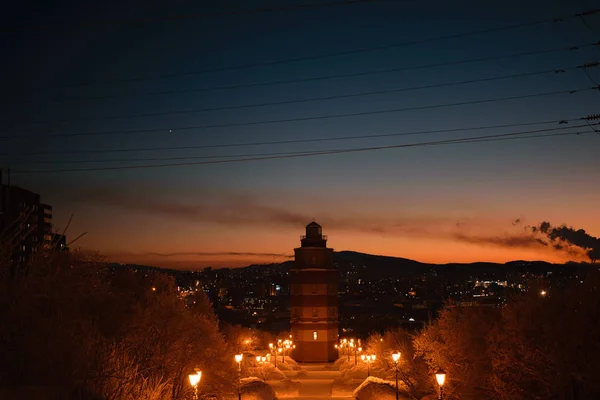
270 363 357 400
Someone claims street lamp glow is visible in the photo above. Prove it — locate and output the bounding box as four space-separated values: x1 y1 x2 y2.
392 352 401 400
436 369 446 386
235 355 243 400
256 355 261 362
188 371 201 386
188 371 202 400
540 290 547 296
361 354 366 361
269 343 273 349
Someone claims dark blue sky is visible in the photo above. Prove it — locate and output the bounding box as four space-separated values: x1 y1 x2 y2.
1 0 598 268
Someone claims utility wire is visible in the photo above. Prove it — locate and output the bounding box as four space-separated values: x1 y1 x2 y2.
1 0 391 34
20 43 596 104
25 9 599 91
9 124 590 165
3 86 595 138
577 9 600 33
14 65 593 125
0 118 574 156
11 125 596 174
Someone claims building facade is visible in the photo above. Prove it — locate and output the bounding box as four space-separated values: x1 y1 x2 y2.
290 222 338 362
0 183 66 266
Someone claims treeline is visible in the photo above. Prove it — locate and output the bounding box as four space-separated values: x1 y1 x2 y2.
360 273 600 399
0 250 238 400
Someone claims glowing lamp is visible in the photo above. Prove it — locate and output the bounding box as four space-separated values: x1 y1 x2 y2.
436 369 446 386
235 354 243 363
188 371 201 386
392 352 401 362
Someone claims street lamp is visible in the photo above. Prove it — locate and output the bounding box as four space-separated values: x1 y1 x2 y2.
256 356 268 382
435 369 446 400
278 347 283 363
285 342 291 363
363 354 376 377
188 370 202 400
392 352 401 400
235 354 243 400
339 338 351 362
269 343 277 368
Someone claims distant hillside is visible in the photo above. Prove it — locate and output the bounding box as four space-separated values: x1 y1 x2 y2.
111 251 588 279
239 251 584 280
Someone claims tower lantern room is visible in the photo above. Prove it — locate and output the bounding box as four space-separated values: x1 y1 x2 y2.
301 221 327 248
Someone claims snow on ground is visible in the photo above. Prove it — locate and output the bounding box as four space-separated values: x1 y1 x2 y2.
240 377 277 400
353 377 412 400
267 378 302 397
331 377 364 397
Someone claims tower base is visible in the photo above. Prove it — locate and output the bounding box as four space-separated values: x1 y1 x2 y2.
292 340 337 363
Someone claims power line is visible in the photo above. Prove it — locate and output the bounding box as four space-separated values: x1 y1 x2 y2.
3 86 595 138
20 43 597 103
0 118 574 156
10 124 589 165
26 10 597 91
15 65 591 125
12 125 597 174
1 0 391 34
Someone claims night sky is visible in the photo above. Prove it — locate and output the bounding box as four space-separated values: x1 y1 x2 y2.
1 0 599 268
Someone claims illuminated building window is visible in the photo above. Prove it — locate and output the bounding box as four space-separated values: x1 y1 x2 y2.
313 331 318 340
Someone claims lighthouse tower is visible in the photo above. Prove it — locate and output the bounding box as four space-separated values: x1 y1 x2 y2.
290 222 338 362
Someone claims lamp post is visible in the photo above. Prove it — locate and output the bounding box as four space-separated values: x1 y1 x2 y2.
339 338 351 362
362 354 376 377
269 343 277 368
278 347 283 363
392 352 401 400
285 342 291 363
235 354 243 400
435 369 446 400
256 356 268 382
188 370 202 400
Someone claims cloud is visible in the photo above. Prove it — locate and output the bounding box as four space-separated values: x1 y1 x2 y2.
116 251 294 258
62 183 467 236
451 233 548 249
59 182 599 264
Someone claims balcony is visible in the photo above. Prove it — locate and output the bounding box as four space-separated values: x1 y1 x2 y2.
300 235 327 240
